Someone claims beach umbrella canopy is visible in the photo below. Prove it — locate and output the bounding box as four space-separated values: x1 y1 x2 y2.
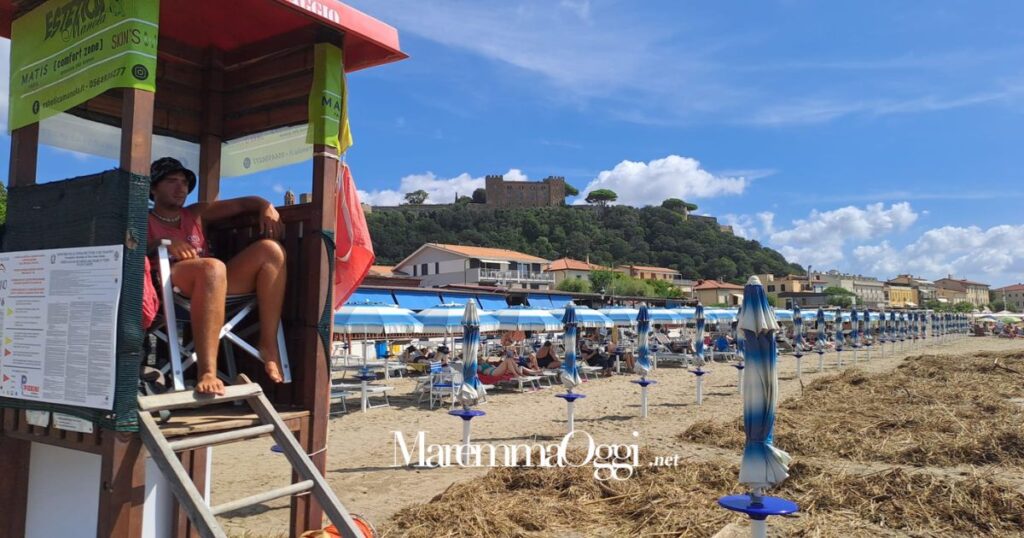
548 306 613 328
792 305 804 353
674 307 696 321
773 310 794 322
647 307 685 325
889 311 897 340
707 309 738 323
635 305 653 377
834 309 845 349
600 307 639 327
737 276 792 489
816 308 826 350
560 303 582 390
850 309 860 347
333 302 424 334
493 306 562 332
695 304 706 363
456 301 484 407
415 304 500 333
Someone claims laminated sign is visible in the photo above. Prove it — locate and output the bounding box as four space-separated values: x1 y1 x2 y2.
8 0 160 131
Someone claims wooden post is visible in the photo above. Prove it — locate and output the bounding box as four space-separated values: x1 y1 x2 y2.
121 89 155 174
0 411 31 537
198 49 224 202
97 431 146 536
8 123 39 186
290 144 338 535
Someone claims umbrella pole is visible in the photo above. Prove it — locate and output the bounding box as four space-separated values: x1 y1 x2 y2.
696 374 704 405
794 355 802 379
817 351 824 372
734 363 744 395
567 399 576 433
640 383 649 418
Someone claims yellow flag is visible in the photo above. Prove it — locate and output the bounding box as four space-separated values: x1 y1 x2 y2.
307 43 353 154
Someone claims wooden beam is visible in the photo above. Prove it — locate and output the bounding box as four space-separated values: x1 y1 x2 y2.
0 411 31 538
199 49 225 202
120 89 155 175
8 123 39 186
96 431 146 537
172 447 209 538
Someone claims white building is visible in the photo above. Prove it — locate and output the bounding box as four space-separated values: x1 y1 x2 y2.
393 243 554 290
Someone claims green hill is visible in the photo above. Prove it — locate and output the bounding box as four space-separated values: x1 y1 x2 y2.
367 204 802 283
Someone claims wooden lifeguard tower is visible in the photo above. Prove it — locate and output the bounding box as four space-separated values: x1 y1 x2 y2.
0 1 406 536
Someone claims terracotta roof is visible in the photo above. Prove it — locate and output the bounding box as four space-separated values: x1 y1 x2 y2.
694 279 744 290
546 258 604 272
428 243 549 263
368 265 395 276
995 283 1024 292
935 277 990 290
619 265 681 274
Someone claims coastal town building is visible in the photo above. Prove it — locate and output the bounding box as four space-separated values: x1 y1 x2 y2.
617 264 685 285
993 284 1024 311
393 243 554 290
545 257 606 285
484 174 567 208
694 279 745 306
811 270 886 308
756 274 811 294
777 291 830 309
884 282 918 308
934 276 990 307
887 274 936 304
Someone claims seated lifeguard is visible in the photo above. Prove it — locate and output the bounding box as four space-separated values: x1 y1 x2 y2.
147 157 286 395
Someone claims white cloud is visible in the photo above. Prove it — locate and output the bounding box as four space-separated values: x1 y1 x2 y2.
576 155 748 207
358 168 529 206
723 211 775 241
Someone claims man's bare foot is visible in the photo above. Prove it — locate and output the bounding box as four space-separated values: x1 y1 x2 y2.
196 373 226 395
261 346 285 383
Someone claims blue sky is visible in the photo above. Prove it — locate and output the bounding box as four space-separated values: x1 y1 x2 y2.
3 1 1024 287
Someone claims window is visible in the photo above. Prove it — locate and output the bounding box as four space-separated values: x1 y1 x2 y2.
412 265 418 276
435 262 440 274
767 285 775 292
421 263 428 276
781 285 787 292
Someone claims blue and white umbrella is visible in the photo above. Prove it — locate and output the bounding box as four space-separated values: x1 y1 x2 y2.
548 306 613 328
863 308 873 359
334 302 424 335
889 311 897 351
416 304 501 334
674 307 696 322
648 307 685 325
694 303 706 365
635 305 653 378
792 304 804 378
493 306 562 332
560 304 582 391
850 309 860 363
834 309 845 366
600 306 639 327
773 310 794 322
736 276 792 493
457 301 484 407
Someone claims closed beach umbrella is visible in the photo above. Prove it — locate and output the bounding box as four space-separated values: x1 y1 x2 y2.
560 304 581 391
694 303 706 364
792 304 804 378
493 306 562 332
834 309 845 366
456 301 483 407
600 306 639 327
721 276 793 535
815 308 826 372
635 305 653 378
889 311 897 350
863 308 873 360
849 309 860 364
549 306 613 328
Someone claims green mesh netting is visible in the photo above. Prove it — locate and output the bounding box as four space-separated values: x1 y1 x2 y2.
1 169 148 432
319 230 336 366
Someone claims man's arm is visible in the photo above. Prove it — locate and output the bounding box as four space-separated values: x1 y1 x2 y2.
189 196 282 237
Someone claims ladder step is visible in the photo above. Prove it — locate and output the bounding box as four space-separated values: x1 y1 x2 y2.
167 424 275 452
139 383 264 412
211 480 314 516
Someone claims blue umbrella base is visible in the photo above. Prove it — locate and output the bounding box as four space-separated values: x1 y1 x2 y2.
448 409 486 420
555 393 586 402
354 374 378 382
718 494 798 521
631 379 657 387
689 369 709 376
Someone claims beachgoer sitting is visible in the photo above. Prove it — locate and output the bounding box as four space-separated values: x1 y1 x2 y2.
536 341 561 369
477 356 538 378
581 342 613 377
147 157 286 395
623 350 637 371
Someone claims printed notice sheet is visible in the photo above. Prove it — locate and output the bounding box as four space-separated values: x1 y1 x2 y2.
0 245 123 410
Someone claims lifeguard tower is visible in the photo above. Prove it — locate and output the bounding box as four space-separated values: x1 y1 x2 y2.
0 1 405 536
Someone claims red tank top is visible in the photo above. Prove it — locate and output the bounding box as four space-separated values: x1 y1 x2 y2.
148 208 207 258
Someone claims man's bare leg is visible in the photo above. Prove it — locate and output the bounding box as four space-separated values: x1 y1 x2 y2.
226 239 287 382
171 259 228 395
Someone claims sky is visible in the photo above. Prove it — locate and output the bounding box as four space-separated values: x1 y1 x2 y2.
2 1 1024 287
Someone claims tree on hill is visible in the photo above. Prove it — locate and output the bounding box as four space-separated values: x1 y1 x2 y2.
404 190 429 205
472 188 487 204
824 286 856 307
0 182 7 225
585 189 617 206
564 183 579 197
455 195 472 205
589 270 618 294
662 198 698 214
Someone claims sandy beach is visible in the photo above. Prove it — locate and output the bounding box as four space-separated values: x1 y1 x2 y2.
209 336 1024 536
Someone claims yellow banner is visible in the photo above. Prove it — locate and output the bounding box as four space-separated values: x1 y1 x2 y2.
306 42 353 154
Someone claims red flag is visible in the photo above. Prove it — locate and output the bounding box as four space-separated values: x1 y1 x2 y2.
333 163 375 309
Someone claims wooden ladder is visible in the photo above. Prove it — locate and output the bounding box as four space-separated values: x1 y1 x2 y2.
138 375 361 538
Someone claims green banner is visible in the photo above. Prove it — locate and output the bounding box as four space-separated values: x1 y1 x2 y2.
306 42 353 154
8 0 159 131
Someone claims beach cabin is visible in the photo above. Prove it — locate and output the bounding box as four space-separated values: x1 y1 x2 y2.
0 1 405 536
